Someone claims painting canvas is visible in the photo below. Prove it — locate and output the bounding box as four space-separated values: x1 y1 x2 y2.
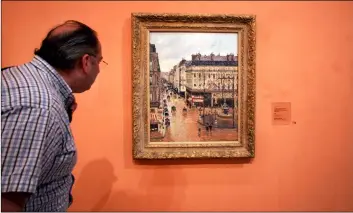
149 32 239 143
132 13 256 159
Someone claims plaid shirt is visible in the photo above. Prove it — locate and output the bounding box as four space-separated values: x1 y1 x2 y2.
1 55 77 211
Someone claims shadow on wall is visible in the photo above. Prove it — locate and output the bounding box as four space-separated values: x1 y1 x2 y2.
69 158 187 211
103 168 187 211
69 158 117 211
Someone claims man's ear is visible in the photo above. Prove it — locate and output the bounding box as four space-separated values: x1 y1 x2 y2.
80 54 91 74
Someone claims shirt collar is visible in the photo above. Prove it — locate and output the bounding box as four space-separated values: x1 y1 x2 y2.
30 55 76 111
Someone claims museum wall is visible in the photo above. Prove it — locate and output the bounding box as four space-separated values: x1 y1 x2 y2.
2 1 353 211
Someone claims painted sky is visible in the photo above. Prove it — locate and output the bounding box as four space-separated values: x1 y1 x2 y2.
150 32 238 72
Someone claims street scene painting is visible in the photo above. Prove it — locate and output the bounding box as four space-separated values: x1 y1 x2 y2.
149 32 239 143
132 13 256 159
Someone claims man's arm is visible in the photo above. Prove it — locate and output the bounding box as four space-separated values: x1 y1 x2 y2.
1 107 51 212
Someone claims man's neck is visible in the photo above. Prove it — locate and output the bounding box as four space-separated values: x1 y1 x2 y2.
57 70 77 93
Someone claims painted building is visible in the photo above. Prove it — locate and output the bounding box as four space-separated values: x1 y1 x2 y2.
184 53 238 107
149 43 161 108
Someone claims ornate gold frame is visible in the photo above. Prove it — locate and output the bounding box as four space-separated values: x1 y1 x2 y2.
132 13 256 160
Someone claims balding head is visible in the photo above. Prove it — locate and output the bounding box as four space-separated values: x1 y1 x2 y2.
34 20 100 71
48 21 80 38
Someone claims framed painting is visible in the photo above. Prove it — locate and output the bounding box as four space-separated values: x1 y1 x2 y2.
131 13 256 159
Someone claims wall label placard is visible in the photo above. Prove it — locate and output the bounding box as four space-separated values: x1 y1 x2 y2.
272 102 291 125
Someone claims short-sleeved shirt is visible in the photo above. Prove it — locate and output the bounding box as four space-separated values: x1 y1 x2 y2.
1 55 77 211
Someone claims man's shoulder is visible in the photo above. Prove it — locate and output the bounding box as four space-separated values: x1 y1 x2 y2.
2 61 44 83
1 62 54 110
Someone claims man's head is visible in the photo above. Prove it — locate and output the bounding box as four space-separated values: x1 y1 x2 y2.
35 20 104 93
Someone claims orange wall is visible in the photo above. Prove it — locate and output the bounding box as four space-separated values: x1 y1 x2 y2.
2 1 353 211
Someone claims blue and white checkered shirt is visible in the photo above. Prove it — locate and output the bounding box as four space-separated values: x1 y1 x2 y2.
1 55 77 211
